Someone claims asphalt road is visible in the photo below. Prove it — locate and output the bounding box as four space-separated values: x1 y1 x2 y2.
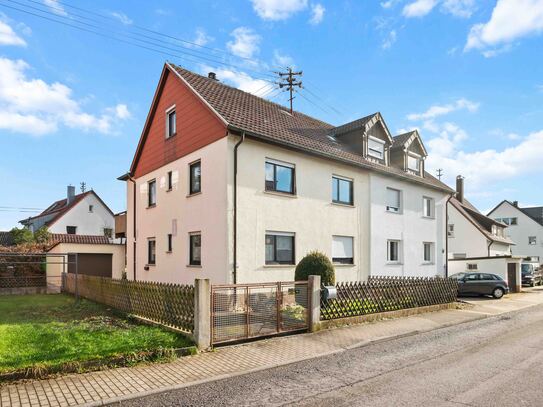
114 304 543 407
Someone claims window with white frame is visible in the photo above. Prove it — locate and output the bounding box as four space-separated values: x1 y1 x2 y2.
529 236 537 245
165 106 176 138
386 188 401 213
332 236 354 264
408 154 420 172
368 137 385 159
423 242 434 263
423 196 434 218
189 161 201 195
265 232 295 265
387 240 401 263
448 224 455 237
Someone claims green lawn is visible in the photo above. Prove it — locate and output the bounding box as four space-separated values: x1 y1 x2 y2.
0 294 193 379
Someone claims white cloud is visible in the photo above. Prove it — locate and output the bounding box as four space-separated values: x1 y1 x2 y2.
273 50 294 67
227 27 261 59
402 0 438 17
201 65 270 95
465 0 543 55
43 0 67 16
426 129 543 189
251 0 308 21
0 19 26 46
381 0 401 9
309 3 325 25
407 98 479 121
109 11 133 25
0 57 129 136
382 30 397 49
189 28 213 48
441 0 476 18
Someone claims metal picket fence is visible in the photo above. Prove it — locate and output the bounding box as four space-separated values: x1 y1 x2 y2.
63 273 195 333
321 276 458 321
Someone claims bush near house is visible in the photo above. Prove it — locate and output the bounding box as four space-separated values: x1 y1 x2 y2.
295 251 336 286
0 294 194 381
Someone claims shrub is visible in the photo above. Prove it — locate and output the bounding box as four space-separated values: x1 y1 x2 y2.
294 251 335 286
33 227 50 244
10 227 34 245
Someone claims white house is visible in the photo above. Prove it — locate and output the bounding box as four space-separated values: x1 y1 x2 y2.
119 63 454 285
447 176 521 290
20 186 116 237
487 200 543 265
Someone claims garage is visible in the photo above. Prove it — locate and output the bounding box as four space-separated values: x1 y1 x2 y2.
68 253 113 278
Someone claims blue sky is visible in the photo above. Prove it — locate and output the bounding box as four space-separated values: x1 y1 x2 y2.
0 0 542 229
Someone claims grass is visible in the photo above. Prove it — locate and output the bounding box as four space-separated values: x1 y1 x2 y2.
0 294 194 379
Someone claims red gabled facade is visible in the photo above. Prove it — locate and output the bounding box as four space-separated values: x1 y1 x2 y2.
131 64 227 179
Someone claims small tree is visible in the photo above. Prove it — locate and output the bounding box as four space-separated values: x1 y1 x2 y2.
33 226 50 244
294 250 335 286
10 227 34 245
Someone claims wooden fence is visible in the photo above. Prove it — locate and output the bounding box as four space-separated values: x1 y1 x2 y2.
63 273 195 333
0 275 46 288
321 276 458 321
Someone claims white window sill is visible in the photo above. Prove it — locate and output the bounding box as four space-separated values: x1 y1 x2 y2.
422 216 435 220
186 264 202 268
187 192 202 198
331 202 355 208
386 210 402 215
386 262 403 266
263 264 295 268
263 190 297 198
333 263 356 267
422 262 435 266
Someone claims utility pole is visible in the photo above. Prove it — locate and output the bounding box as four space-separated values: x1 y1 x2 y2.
436 169 443 181
276 67 302 114
80 182 87 193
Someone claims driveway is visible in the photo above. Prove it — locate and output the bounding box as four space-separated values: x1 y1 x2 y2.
115 301 543 406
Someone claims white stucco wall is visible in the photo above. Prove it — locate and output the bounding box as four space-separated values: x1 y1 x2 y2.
369 173 448 277
233 137 370 283
47 194 115 236
447 204 490 258
489 201 543 264
448 257 522 289
126 137 229 285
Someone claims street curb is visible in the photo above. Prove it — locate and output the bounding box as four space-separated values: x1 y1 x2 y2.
85 298 542 406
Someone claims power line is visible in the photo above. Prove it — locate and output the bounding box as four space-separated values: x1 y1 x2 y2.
0 0 276 81
276 67 302 114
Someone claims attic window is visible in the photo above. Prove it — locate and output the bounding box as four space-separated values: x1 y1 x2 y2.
408 154 420 172
165 105 176 139
368 137 385 159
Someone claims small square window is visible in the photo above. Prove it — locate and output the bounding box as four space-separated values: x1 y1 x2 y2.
467 264 478 271
189 161 201 195
148 179 156 207
148 239 156 265
408 155 420 172
265 160 295 194
104 228 112 238
88 205 94 213
387 240 401 263
167 171 173 191
423 242 434 263
66 226 77 235
368 137 385 159
166 107 176 139
332 236 354 264
265 232 295 265
529 236 537 245
189 233 201 265
332 176 353 205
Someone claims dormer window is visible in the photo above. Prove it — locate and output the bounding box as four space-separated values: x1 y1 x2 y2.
368 137 385 160
407 154 420 172
165 105 176 139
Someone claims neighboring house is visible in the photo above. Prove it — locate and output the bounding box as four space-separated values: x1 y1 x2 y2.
0 231 14 247
119 63 453 285
487 200 543 265
20 186 115 238
447 176 521 290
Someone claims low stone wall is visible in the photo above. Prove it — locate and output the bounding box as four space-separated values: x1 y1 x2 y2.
0 286 48 296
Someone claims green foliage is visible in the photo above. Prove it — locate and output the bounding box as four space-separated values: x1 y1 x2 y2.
294 250 335 286
10 227 34 245
33 226 50 244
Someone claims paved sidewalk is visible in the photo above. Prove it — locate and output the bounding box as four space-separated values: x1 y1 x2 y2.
2 289 543 407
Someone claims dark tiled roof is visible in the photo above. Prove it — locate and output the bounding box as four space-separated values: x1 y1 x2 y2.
450 197 514 245
392 131 415 150
520 207 543 227
169 64 453 193
49 234 112 245
0 231 14 246
330 114 376 136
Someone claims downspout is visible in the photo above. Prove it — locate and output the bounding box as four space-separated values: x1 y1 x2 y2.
445 193 454 277
488 240 493 257
233 132 245 284
128 175 137 281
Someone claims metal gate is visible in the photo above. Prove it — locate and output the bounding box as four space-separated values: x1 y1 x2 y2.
211 281 309 344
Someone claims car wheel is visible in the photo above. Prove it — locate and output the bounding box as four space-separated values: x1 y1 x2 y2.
493 287 505 299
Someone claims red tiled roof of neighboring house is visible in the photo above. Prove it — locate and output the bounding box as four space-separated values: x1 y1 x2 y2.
19 191 114 228
450 197 514 245
46 234 113 250
163 64 453 193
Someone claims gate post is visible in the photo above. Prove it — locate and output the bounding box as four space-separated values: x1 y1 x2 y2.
194 279 211 350
308 275 321 332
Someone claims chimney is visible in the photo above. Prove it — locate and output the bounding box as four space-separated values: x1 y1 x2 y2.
208 72 217 81
456 175 464 203
513 201 519 207
67 185 76 204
